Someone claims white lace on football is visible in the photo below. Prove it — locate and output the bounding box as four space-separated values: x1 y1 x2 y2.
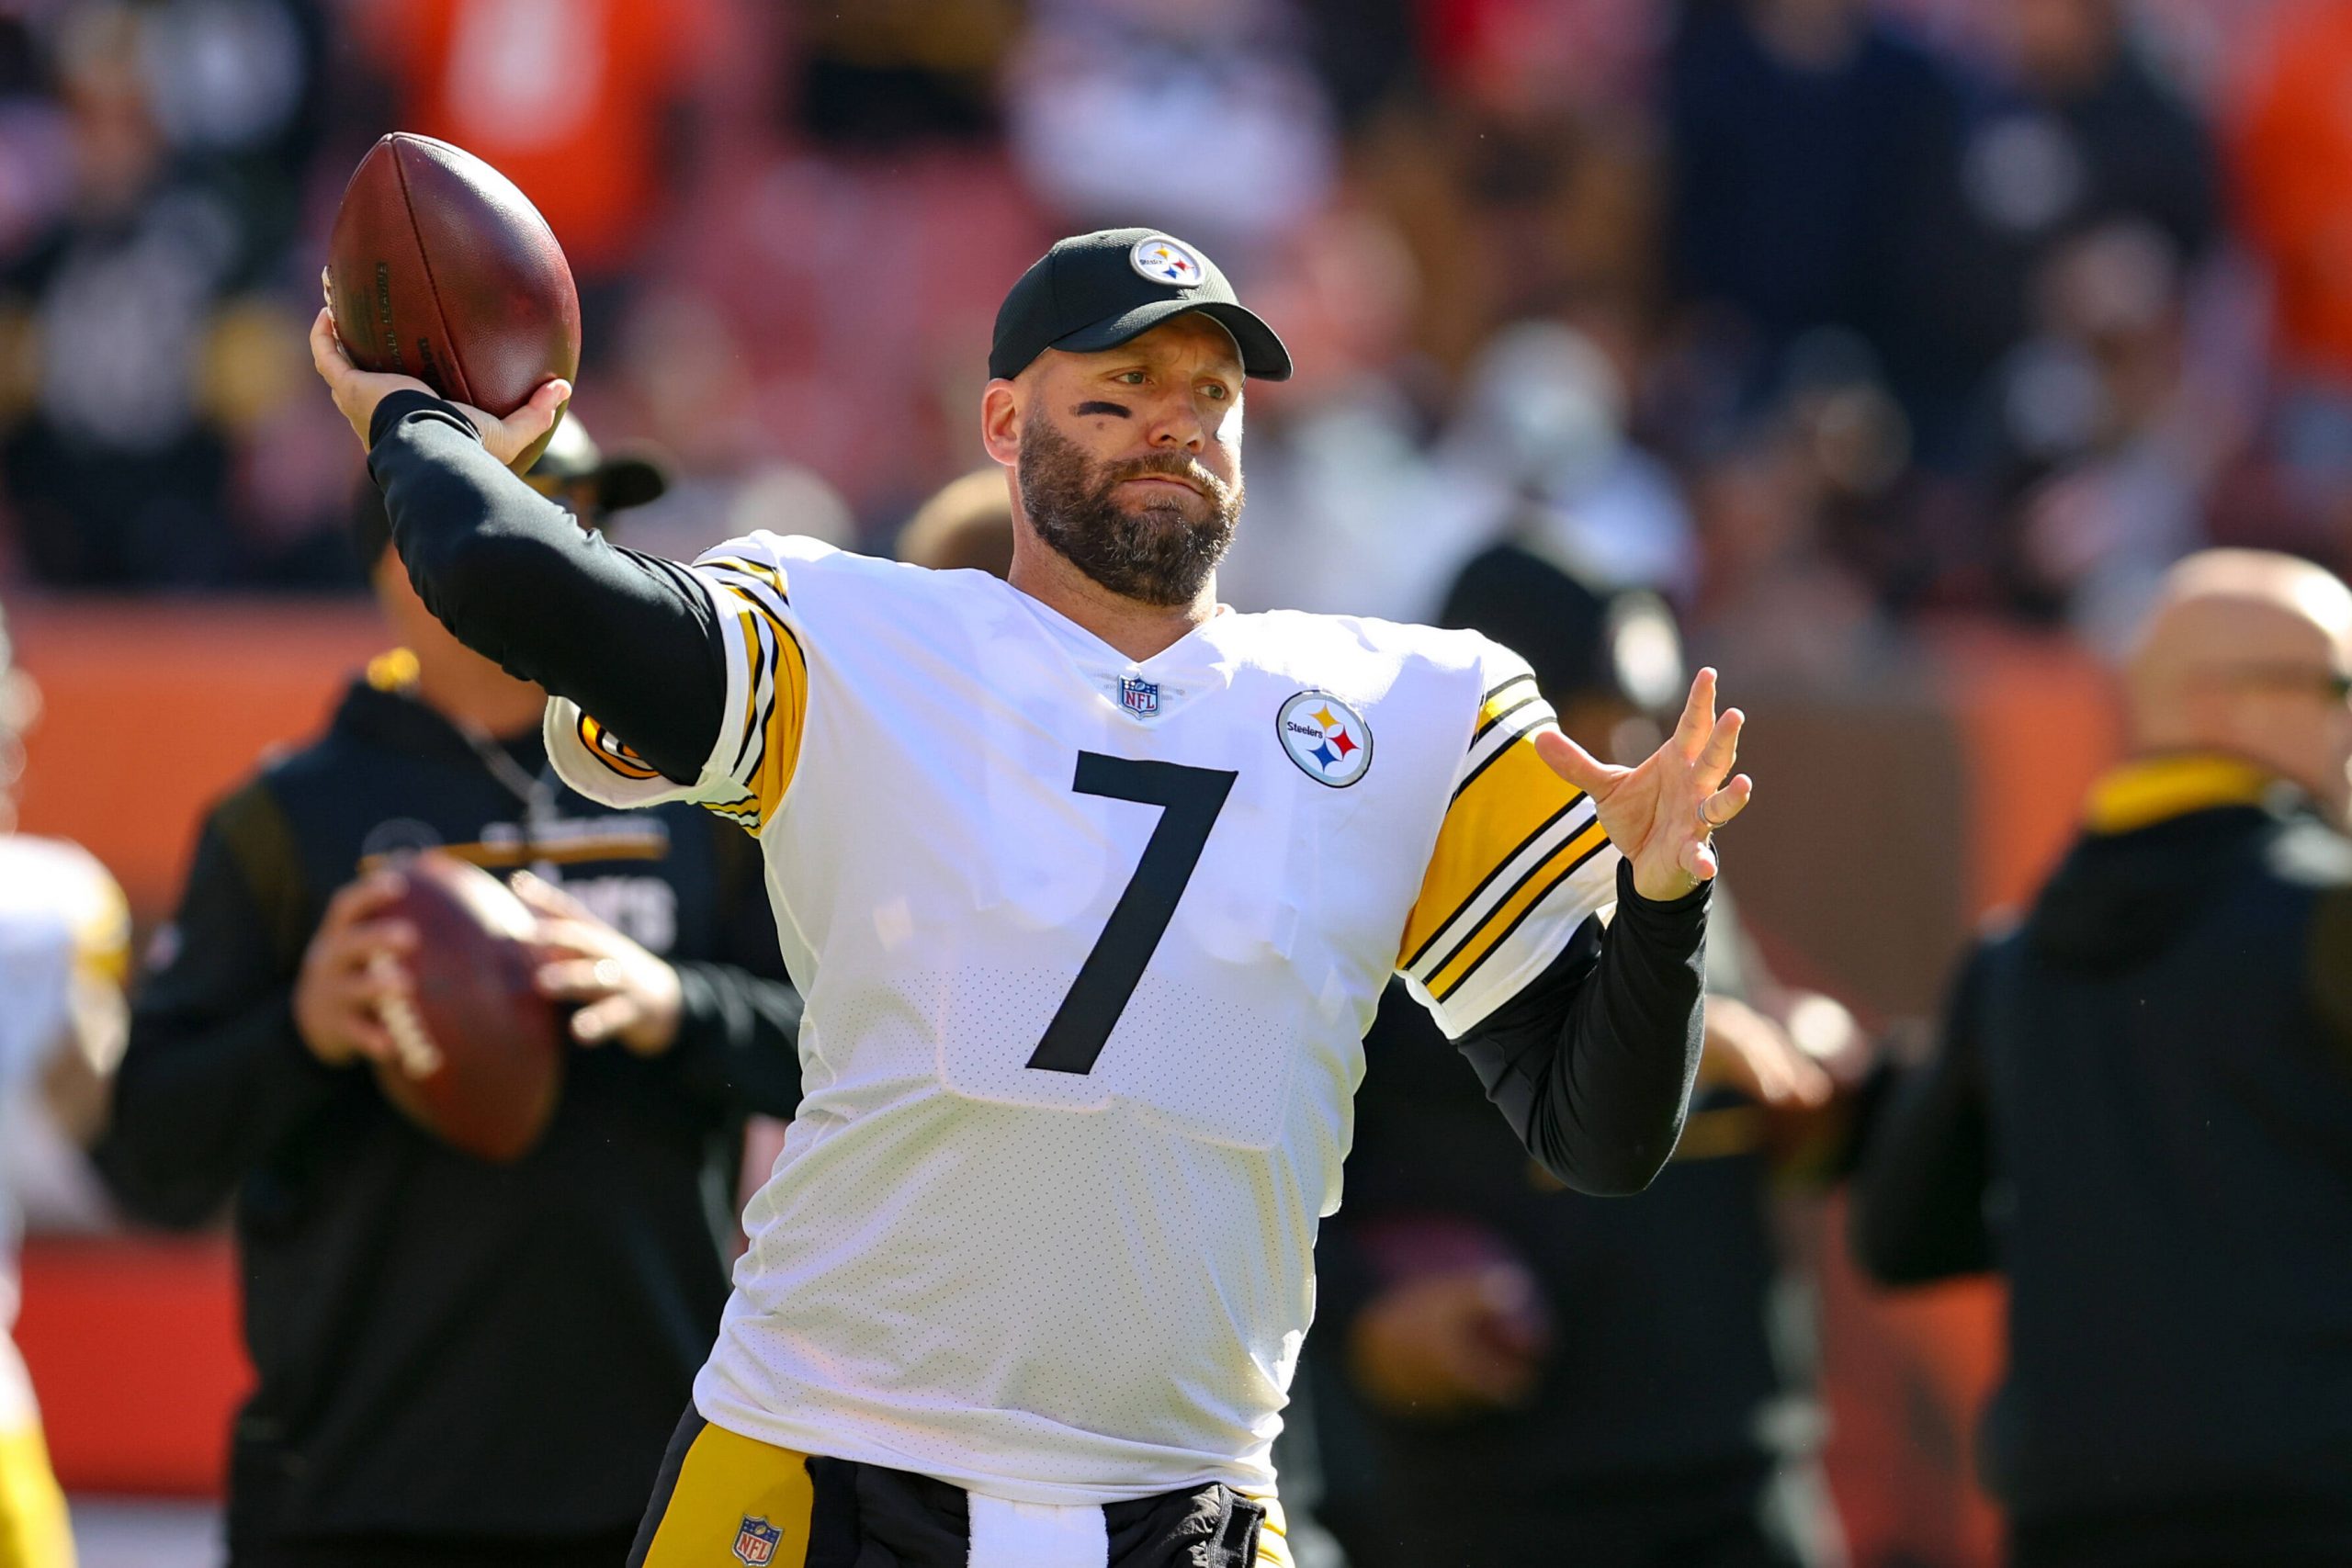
377 985 442 1078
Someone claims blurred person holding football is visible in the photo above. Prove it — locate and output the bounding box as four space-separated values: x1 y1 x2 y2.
95 422 803 1568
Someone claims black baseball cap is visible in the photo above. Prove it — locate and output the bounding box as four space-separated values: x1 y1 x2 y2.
523 415 671 513
989 228 1292 383
1440 541 1687 716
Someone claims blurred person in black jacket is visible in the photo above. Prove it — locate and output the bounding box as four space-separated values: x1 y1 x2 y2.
96 422 802 1568
1853 548 2352 1568
1319 541 1869 1568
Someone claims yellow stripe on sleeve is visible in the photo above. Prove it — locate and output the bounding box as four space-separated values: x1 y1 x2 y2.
751 609 808 818
1397 738 1586 968
1426 817 1610 1000
701 563 809 827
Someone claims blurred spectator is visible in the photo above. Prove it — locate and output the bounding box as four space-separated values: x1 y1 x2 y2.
1321 543 1871 1568
1685 371 1900 687
1289 0 1419 130
2233 0 2352 392
350 0 721 332
2231 0 2352 571
897 466 1014 578
1430 321 1699 601
1216 205 1446 618
1854 549 2352 1568
787 0 1018 148
1415 0 1663 117
1933 0 2222 444
1353 76 1660 381
0 593 131 1568
0 0 327 585
1004 0 1338 262
1978 0 2219 263
1664 0 1970 438
1990 221 2238 645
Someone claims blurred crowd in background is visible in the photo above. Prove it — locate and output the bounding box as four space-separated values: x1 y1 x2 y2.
3 0 2350 673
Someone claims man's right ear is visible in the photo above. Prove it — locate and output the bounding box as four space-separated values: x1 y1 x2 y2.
979 379 1023 468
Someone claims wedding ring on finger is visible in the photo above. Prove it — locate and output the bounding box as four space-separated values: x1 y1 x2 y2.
1698 798 1727 833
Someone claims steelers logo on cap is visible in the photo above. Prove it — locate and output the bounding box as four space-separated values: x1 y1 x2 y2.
1277 690 1374 788
1130 235 1205 288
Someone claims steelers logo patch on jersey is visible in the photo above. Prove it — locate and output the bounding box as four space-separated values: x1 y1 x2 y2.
1277 690 1373 787
1130 234 1205 288
578 712 662 781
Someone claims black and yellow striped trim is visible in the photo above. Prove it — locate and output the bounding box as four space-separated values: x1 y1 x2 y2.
576 712 662 781
699 557 810 823
1427 819 1611 1001
1397 743 1587 965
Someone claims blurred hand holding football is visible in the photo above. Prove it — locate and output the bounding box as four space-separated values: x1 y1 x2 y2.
1348 1263 1555 1418
293 858 684 1163
510 870 683 1055
293 870 419 1069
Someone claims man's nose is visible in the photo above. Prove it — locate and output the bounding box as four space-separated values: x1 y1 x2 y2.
1149 400 1206 453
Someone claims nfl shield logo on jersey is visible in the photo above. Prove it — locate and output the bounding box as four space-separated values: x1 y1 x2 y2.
1120 676 1160 716
733 1516 783 1566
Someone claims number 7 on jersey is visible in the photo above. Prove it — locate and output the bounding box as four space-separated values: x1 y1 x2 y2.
1025 753 1237 1076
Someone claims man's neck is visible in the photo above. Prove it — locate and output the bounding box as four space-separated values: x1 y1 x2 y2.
1006 536 1216 663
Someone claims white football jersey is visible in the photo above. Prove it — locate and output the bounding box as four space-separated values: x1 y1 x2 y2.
0 834 127 1427
547 535 1619 1505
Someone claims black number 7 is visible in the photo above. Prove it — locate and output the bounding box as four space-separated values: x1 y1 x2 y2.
1026 753 1237 1075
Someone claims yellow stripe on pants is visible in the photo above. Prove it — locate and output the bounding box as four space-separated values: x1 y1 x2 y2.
0 1424 73 1568
639 1424 817 1568
638 1418 1295 1568
1251 1495 1295 1567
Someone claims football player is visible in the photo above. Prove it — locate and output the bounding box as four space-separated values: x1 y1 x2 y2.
311 228 1751 1568
0 597 130 1568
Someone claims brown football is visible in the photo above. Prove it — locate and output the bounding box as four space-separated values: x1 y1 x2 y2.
371 852 563 1163
326 132 580 470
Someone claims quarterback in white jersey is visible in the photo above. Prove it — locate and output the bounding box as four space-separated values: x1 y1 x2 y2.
319 226 1750 1568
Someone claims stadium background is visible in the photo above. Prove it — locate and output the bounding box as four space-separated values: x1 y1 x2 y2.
0 0 2340 1561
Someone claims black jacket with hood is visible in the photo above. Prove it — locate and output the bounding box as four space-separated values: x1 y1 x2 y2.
97 670 803 1549
1851 756 2352 1565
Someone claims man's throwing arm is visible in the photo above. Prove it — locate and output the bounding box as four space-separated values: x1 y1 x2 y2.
367 389 726 784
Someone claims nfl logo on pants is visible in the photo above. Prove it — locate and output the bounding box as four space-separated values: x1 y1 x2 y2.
733 1516 783 1565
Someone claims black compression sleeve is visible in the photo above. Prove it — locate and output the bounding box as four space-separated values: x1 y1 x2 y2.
1453 858 1709 1195
366 389 727 784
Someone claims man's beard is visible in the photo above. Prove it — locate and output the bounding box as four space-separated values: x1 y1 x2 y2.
1017 410 1242 607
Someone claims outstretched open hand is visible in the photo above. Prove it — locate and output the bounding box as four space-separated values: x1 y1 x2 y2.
1532 668 1751 903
